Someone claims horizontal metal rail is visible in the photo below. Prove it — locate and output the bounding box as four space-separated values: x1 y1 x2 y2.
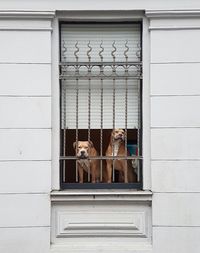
60 156 143 160
60 182 143 189
60 75 142 80
59 61 142 80
60 61 142 66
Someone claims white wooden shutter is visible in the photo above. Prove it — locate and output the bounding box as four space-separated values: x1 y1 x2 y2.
61 23 141 129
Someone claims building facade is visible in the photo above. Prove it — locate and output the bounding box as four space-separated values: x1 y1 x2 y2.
0 1 200 253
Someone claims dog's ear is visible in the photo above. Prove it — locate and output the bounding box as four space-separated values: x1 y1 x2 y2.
88 140 94 148
73 142 77 150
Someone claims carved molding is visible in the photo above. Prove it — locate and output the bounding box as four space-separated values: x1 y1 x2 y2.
56 210 148 238
0 11 55 31
146 10 200 31
51 199 152 252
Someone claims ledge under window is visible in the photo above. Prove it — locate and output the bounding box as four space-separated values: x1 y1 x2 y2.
51 189 152 202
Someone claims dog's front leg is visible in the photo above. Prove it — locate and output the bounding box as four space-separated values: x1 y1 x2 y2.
91 166 96 183
78 164 84 183
106 160 113 183
124 160 128 183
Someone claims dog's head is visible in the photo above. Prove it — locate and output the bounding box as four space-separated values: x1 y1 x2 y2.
73 141 94 159
111 128 125 142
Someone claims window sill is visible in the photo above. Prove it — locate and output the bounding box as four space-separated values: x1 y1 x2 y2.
51 189 152 202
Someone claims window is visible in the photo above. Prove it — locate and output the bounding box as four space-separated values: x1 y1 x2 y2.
59 22 142 189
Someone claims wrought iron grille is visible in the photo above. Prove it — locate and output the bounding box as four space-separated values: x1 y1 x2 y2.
60 24 142 189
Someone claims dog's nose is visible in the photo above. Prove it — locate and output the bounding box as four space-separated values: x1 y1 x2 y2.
81 151 85 156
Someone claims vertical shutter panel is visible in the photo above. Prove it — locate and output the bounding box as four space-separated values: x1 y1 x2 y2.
61 23 141 129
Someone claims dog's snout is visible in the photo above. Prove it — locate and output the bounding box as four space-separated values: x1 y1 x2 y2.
81 150 85 155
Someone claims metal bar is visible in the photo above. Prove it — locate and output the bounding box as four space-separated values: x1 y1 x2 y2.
136 40 142 178
61 40 68 184
60 61 142 66
124 41 129 183
111 41 116 182
124 80 128 183
60 156 143 160
75 78 79 182
74 41 79 183
88 77 91 182
60 76 142 80
137 78 141 182
62 40 67 62
100 79 103 182
88 79 91 142
62 82 67 182
99 41 104 182
87 41 92 182
61 182 143 190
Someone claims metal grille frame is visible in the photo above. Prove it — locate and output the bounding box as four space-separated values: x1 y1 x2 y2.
59 21 143 189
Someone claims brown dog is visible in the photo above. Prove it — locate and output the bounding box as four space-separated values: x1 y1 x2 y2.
105 129 137 183
73 141 100 183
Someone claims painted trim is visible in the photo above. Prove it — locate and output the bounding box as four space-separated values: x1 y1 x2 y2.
51 190 152 202
57 10 144 21
51 12 151 192
0 11 55 19
146 10 200 18
142 16 151 190
0 27 53 31
149 26 200 31
51 17 60 190
50 245 153 253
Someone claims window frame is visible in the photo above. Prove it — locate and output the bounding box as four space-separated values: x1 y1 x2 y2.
51 11 151 191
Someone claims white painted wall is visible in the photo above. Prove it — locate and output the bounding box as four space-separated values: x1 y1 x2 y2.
148 12 200 253
0 12 53 253
0 1 200 253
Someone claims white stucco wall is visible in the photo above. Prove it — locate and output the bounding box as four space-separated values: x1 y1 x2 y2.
148 12 200 253
0 1 200 253
0 14 53 253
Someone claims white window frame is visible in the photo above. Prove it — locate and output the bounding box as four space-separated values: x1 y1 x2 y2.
51 11 151 191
